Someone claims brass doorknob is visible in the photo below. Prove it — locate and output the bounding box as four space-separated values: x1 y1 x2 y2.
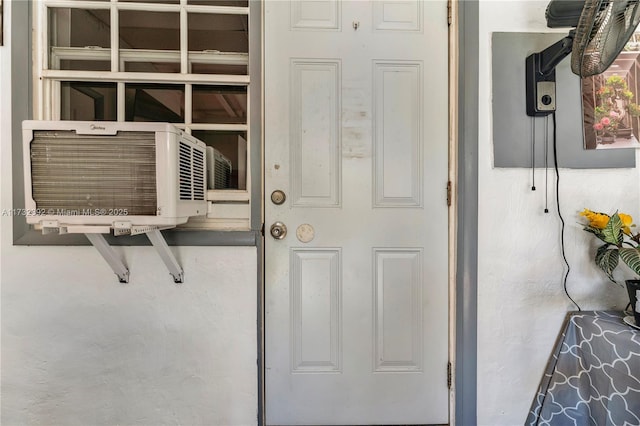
270 222 287 240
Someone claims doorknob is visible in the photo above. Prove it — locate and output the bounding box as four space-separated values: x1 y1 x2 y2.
270 222 287 240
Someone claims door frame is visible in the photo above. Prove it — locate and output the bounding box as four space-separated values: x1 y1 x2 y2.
258 0 479 424
453 1 478 425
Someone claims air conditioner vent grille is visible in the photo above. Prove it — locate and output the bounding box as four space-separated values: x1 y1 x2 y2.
179 141 205 201
179 142 192 200
193 148 205 200
30 130 157 215
211 150 232 189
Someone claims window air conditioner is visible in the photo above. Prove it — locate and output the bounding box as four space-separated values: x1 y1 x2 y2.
22 121 208 283
206 146 232 189
23 121 207 232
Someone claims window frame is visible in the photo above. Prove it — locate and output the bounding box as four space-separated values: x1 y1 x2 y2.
13 0 262 245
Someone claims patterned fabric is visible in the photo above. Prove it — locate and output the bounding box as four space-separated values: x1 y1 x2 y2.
526 311 640 426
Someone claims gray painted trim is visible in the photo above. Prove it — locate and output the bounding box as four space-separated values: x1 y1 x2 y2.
11 0 31 243
456 1 478 425
11 1 261 247
14 229 258 246
249 1 265 425
249 0 262 235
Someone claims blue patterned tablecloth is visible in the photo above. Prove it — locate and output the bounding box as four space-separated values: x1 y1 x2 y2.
526 311 640 426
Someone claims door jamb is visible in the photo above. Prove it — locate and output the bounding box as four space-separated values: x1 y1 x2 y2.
453 1 479 425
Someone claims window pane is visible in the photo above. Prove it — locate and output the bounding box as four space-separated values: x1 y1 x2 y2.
49 8 111 70
60 59 111 71
119 0 178 3
188 13 248 53
125 84 185 122
191 62 247 75
192 85 247 124
188 1 248 6
192 131 247 189
49 8 110 48
60 82 117 121
119 11 179 51
125 61 181 73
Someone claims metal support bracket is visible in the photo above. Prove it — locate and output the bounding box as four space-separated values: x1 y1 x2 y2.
145 229 184 283
85 233 130 283
84 229 182 283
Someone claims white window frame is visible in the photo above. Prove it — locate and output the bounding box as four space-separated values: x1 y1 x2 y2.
33 0 253 231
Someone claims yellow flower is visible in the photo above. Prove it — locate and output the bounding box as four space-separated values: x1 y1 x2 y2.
580 208 610 229
619 212 634 235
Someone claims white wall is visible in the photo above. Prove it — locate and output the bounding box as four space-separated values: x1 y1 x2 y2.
0 2 258 425
478 1 639 425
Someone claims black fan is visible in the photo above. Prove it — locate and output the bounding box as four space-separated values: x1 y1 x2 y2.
526 0 640 116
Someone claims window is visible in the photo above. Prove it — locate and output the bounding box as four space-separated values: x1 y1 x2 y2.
34 0 255 231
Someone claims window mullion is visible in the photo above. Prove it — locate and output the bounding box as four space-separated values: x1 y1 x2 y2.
51 81 61 120
35 2 46 119
117 82 125 122
42 70 250 85
118 52 125 121
111 0 119 72
185 5 248 16
245 84 251 195
185 83 193 134
180 0 188 75
43 1 111 10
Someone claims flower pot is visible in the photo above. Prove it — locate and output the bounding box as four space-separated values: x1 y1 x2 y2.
601 133 617 144
618 127 633 139
625 279 640 325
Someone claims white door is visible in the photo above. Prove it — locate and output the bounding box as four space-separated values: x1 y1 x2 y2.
264 1 450 424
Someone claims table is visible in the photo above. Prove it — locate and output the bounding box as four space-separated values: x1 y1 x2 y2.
526 311 640 426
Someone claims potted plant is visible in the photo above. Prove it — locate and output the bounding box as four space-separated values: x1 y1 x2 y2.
593 75 640 142
593 109 622 142
580 209 640 327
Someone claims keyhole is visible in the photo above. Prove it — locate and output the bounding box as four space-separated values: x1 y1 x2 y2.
271 190 286 205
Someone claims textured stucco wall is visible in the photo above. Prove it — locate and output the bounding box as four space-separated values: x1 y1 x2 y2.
0 2 258 425
478 1 639 425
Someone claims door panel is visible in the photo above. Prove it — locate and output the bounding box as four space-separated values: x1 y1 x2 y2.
373 248 423 372
265 1 449 424
373 61 423 206
290 248 342 373
290 60 342 207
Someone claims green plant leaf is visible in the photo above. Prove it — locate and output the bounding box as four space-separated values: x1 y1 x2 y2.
596 245 619 283
583 226 608 243
619 247 640 277
602 213 623 245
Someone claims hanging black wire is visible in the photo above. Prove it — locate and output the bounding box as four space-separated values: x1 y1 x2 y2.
552 112 581 311
532 116 536 191
544 115 549 213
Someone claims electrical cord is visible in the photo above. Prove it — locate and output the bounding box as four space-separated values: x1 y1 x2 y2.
545 115 549 213
552 112 581 311
532 117 536 191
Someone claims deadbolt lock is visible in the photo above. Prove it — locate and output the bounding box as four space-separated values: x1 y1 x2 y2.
270 222 287 240
271 190 286 205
